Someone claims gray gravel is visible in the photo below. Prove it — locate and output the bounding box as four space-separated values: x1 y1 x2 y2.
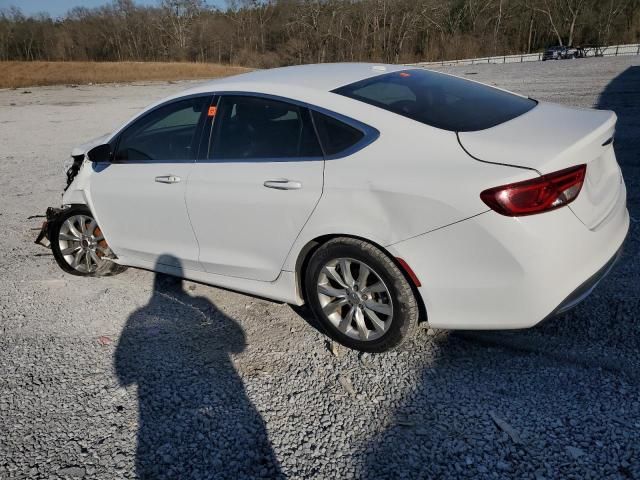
1 56 639 479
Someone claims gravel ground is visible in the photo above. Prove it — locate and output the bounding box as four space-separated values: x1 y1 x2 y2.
0 56 638 479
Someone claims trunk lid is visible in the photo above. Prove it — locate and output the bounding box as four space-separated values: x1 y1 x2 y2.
459 102 623 230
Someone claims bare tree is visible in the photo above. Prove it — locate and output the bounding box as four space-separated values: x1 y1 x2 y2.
0 0 637 64
565 0 586 45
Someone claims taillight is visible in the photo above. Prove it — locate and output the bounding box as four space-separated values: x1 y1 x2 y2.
480 164 587 217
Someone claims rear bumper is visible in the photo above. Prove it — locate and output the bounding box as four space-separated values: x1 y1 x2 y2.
387 183 629 330
553 244 623 316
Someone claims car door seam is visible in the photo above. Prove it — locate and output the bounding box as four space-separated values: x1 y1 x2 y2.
182 162 205 271
277 158 327 278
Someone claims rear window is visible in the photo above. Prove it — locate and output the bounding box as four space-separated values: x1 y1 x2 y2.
332 69 536 132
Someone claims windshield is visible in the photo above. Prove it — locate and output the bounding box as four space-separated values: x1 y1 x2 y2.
333 69 537 132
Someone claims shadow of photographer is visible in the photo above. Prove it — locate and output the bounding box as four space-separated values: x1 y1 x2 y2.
115 254 282 479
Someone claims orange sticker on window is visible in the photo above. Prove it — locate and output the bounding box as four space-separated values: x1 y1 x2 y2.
208 106 217 117
399 72 411 78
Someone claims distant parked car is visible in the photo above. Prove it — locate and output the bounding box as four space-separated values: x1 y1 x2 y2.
543 45 584 60
35 63 628 352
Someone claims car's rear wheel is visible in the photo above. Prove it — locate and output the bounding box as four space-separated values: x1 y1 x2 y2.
304 238 419 352
50 205 126 276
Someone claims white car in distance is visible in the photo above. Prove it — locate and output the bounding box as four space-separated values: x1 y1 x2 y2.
37 63 629 352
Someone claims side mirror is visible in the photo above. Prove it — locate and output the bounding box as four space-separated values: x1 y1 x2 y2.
87 144 113 163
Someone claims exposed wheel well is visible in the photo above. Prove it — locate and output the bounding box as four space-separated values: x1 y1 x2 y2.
294 234 428 324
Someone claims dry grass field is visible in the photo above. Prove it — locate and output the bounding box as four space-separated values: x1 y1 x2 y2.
0 61 251 88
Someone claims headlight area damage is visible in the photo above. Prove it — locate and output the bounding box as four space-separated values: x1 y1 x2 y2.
34 151 84 249
64 154 85 192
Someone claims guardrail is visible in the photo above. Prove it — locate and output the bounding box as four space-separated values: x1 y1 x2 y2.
409 43 640 67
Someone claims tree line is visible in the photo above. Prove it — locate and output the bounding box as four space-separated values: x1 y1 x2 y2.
0 0 638 66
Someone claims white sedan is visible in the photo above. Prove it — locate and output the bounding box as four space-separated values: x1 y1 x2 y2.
37 63 629 352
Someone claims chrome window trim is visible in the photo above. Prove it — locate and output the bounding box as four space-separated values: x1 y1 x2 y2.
202 91 380 163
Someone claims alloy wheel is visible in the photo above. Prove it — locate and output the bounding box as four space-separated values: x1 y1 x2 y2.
316 257 393 341
58 214 108 274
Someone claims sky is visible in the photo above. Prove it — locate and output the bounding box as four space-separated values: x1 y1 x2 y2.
0 0 224 18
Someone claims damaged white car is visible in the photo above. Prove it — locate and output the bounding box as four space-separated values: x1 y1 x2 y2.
36 63 629 352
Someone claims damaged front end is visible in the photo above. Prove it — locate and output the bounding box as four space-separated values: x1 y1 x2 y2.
35 142 91 248
34 155 84 248
34 206 64 248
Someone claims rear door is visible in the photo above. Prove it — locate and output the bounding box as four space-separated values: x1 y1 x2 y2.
89 95 212 270
186 94 325 281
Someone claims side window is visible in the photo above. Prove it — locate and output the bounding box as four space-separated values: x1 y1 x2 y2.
115 96 209 162
210 96 322 160
311 111 365 156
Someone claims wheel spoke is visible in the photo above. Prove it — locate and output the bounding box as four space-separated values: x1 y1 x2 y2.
364 300 391 316
85 251 92 271
65 220 82 239
338 306 355 333
363 307 386 332
79 216 90 235
322 266 348 288
94 234 104 241
357 264 370 287
89 250 101 265
87 219 97 235
364 299 392 316
318 284 347 298
322 298 348 316
339 259 355 287
61 245 81 256
59 233 79 242
362 282 386 294
354 307 369 340
72 249 83 267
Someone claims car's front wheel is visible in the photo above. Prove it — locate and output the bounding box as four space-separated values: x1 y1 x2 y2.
304 238 419 352
50 205 126 276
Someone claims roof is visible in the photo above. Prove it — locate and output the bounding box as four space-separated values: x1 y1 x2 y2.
190 62 409 94
121 63 415 138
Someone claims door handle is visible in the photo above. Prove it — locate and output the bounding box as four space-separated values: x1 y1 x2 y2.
155 175 181 184
263 179 302 190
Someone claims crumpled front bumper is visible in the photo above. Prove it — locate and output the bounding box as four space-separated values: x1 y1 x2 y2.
34 207 63 248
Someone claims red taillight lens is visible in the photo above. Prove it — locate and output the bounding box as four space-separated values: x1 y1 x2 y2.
480 164 587 216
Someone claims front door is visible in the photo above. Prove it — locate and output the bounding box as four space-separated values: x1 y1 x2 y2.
186 94 325 281
89 95 212 271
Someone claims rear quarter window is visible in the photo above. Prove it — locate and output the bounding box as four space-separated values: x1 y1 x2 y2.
311 111 365 156
333 69 536 132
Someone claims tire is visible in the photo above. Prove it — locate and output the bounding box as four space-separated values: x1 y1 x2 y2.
50 205 126 277
304 238 419 352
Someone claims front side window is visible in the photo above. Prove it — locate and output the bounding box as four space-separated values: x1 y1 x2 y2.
333 69 536 132
209 95 322 160
115 96 209 162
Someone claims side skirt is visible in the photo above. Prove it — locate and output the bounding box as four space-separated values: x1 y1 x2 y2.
115 256 304 306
